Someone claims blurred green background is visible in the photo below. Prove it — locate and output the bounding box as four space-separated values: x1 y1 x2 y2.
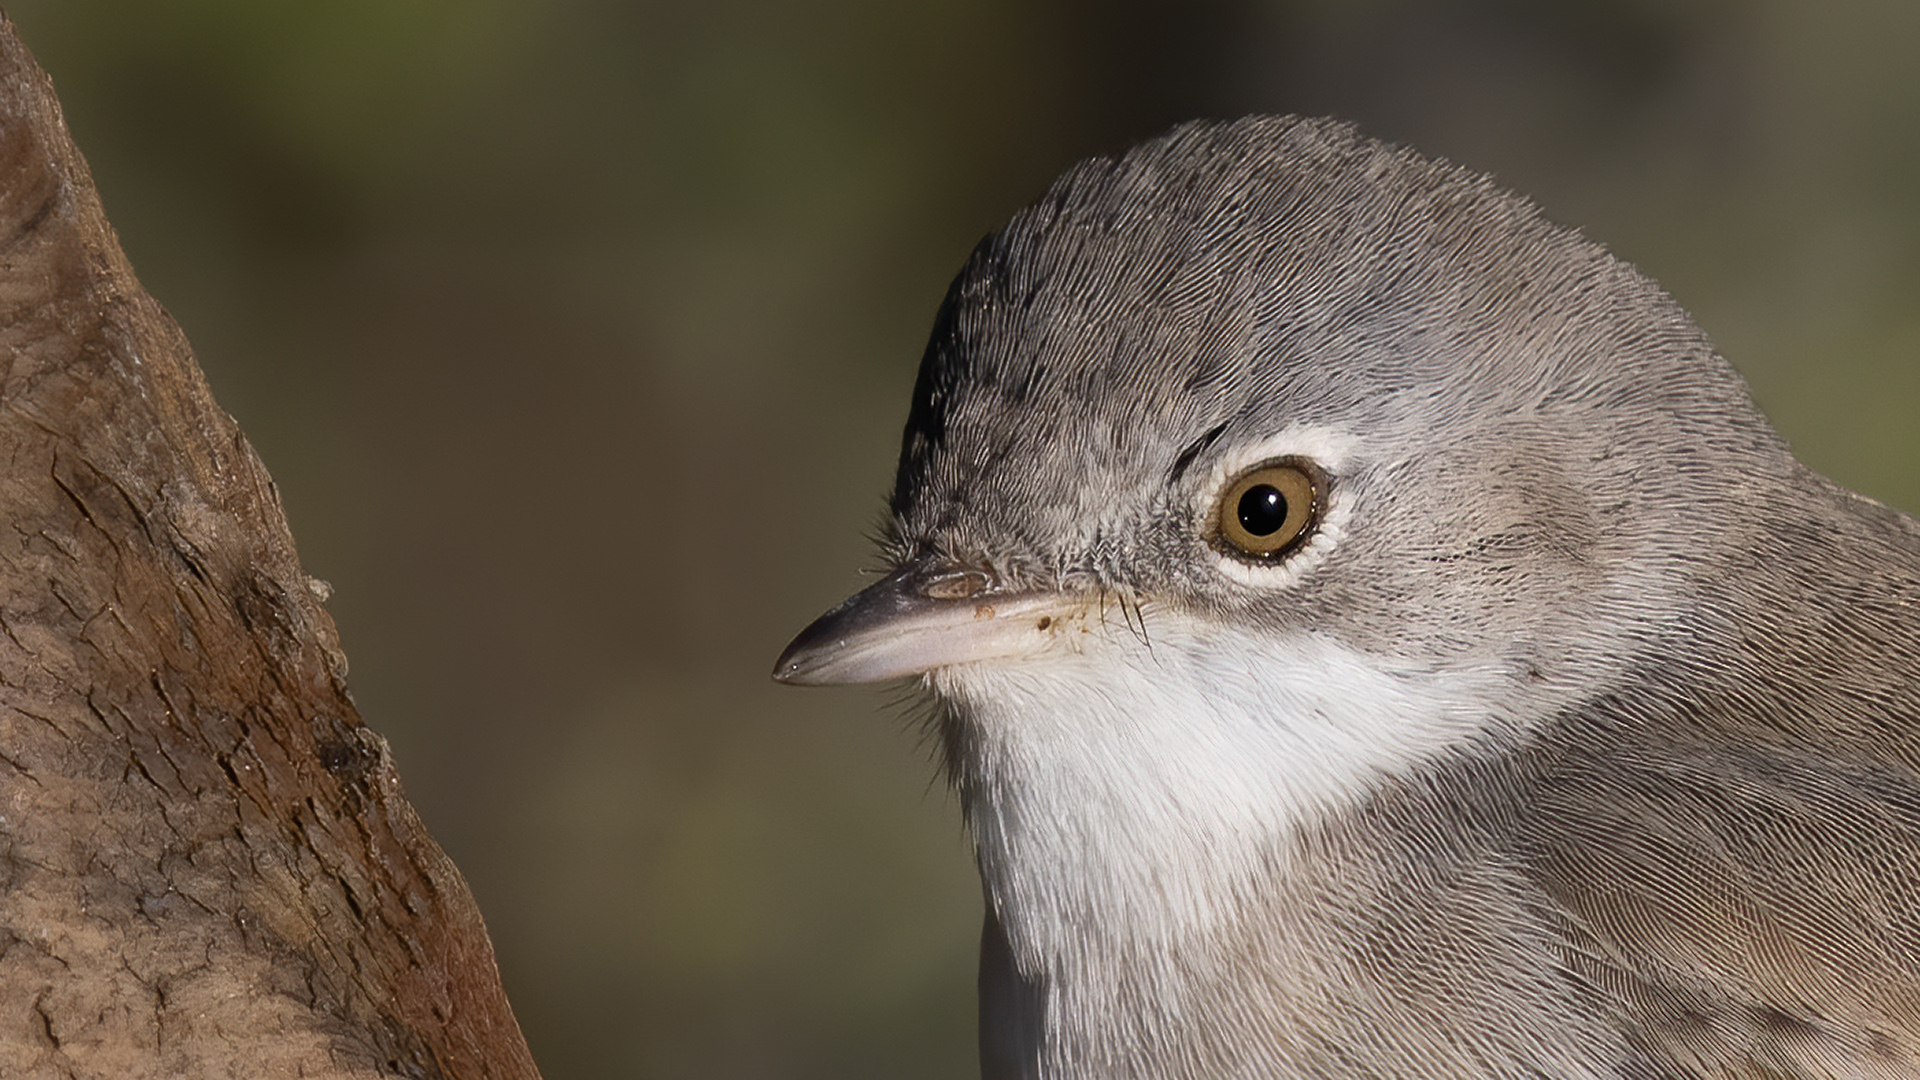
6 1 1918 1076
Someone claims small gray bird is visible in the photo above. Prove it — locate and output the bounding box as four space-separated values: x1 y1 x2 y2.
774 115 1920 1079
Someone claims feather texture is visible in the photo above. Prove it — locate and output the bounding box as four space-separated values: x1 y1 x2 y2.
837 115 1920 1078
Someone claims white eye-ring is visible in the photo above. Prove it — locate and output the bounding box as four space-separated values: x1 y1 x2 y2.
1197 426 1357 590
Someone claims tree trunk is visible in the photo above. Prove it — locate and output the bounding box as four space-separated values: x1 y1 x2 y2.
0 13 542 1079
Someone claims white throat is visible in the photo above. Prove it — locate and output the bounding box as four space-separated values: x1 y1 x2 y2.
931 609 1501 975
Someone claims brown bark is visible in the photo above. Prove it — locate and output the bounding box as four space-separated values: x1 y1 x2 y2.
0 13 541 1080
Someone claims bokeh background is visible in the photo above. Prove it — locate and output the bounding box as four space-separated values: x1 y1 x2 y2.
6 1 1919 1076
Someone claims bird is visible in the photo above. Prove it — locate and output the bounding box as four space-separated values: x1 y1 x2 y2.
772 114 1920 1079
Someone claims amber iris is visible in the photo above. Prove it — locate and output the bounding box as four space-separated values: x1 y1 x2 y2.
1216 461 1318 559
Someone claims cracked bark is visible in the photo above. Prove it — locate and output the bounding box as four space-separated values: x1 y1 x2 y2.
0 13 541 1080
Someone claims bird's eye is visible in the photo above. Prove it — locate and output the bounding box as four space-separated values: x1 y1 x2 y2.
1214 460 1320 560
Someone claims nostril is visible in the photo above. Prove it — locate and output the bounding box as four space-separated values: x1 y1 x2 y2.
922 570 991 600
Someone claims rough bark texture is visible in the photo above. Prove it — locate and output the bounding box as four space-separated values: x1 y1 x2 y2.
0 14 542 1080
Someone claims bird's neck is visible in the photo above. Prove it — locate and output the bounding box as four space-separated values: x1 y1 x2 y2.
933 621 1501 986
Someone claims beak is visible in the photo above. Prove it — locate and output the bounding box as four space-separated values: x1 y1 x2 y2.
772 561 1080 686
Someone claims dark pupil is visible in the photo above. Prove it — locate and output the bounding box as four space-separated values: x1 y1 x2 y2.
1237 485 1289 537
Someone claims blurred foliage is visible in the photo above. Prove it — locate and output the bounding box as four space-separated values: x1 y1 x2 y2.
5 0 1918 1076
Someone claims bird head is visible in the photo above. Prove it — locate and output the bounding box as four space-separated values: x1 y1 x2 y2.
775 115 1795 949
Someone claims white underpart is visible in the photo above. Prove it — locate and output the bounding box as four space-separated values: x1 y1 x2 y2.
933 424 1498 981
933 610 1504 976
